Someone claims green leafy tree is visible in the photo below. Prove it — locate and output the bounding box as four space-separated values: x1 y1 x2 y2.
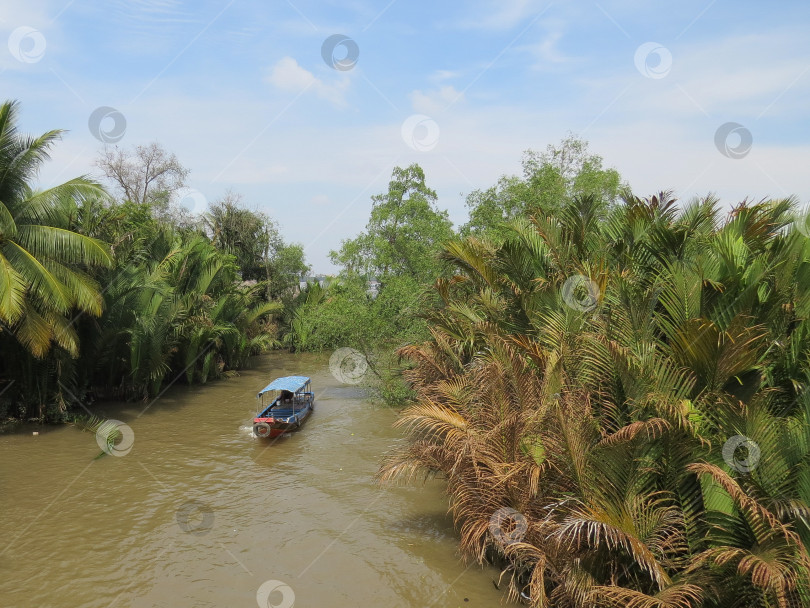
463 134 623 240
268 242 308 299
205 193 309 299
331 164 453 282
293 165 450 401
205 192 269 280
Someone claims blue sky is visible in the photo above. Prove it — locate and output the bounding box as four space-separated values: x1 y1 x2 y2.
2 0 809 272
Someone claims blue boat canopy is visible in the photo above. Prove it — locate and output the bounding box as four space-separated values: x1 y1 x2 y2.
257 375 310 397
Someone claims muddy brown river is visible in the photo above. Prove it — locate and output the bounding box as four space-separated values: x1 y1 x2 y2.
0 352 505 607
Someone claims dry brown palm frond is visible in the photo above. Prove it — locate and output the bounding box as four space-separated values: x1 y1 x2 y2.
508 333 548 370
525 554 548 608
433 375 476 406
764 497 810 524
397 334 460 393
598 418 672 447
392 399 469 445
433 276 453 304
548 560 600 608
385 314 695 606
636 394 706 444
553 502 673 590
686 462 797 543
496 542 550 607
447 469 517 562
594 581 703 608
541 392 599 497
376 440 452 484
691 544 804 608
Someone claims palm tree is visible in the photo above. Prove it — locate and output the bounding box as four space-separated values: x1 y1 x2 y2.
0 101 285 418
380 193 810 607
78 226 282 399
0 100 112 358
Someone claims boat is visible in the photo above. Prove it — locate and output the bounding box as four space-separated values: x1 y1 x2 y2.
253 375 314 438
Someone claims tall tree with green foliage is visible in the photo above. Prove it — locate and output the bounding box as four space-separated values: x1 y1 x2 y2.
331 164 454 282
463 134 623 240
291 165 451 402
205 193 309 299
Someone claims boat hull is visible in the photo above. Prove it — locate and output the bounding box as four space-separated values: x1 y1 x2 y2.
253 399 314 438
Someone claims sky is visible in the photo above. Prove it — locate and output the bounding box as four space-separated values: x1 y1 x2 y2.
1 0 809 273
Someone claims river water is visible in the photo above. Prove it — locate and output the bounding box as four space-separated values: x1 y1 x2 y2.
0 352 504 607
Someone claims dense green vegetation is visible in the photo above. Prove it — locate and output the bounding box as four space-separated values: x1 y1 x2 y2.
380 192 810 606
0 101 305 420
289 143 619 402
287 164 453 401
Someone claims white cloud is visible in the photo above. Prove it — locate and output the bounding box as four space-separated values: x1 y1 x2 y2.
672 59 809 118
82 0 198 55
267 56 317 91
409 85 465 115
219 161 290 184
266 56 350 106
429 69 462 83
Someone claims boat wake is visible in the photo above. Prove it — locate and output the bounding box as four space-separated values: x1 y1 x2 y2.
239 424 257 438
239 424 292 440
